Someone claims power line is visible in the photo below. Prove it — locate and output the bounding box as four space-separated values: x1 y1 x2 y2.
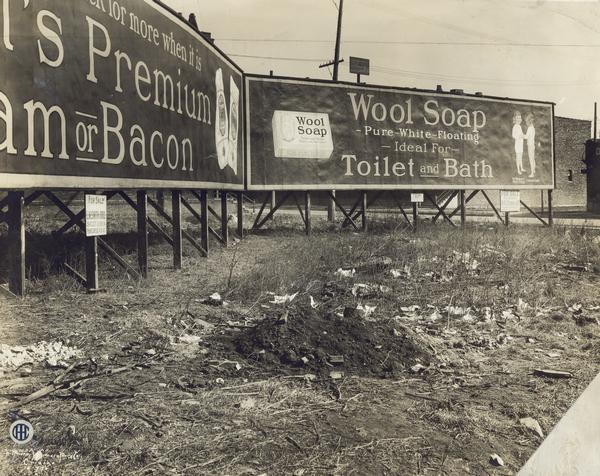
370 65 600 86
228 53 326 62
227 54 599 86
217 38 600 47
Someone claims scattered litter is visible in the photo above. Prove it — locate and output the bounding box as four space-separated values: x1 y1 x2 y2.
352 283 374 298
0 342 83 370
356 257 393 273
567 303 583 314
329 371 344 380
270 292 298 305
489 454 504 467
202 292 223 306
533 368 573 379
335 268 356 278
178 334 202 344
309 295 318 309
329 355 344 364
215 378 225 385
501 309 519 321
428 309 443 322
519 417 544 438
390 266 411 279
144 349 157 356
356 304 376 319
410 363 426 374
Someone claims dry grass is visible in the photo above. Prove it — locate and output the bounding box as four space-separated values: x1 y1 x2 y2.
1 207 600 474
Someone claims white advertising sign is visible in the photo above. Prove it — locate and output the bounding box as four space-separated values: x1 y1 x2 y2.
272 111 334 159
85 195 107 237
411 193 424 203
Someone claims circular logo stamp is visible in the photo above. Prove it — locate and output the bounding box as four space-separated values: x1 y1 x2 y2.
9 420 33 444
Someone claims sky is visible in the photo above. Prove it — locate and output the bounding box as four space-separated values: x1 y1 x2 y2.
165 0 600 124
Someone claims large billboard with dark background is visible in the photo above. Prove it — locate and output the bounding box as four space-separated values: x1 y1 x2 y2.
246 76 554 190
0 0 243 190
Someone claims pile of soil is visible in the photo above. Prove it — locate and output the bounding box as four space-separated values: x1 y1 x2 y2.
235 305 430 378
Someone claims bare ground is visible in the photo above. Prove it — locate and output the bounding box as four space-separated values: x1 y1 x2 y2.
1 211 600 475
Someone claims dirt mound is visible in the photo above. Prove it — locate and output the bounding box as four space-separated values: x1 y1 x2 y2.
235 305 430 378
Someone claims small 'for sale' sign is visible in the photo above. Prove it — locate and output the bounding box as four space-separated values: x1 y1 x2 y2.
85 195 107 237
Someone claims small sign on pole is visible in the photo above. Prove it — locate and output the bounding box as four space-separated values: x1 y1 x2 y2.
500 190 520 212
349 56 370 76
85 194 107 237
349 56 369 84
411 193 424 203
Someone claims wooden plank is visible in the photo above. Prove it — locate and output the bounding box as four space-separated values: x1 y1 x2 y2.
425 192 457 227
252 193 270 229
7 192 25 296
200 190 209 255
236 192 244 239
63 263 86 287
412 202 418 233
328 191 359 230
341 195 363 229
45 192 140 279
136 191 148 278
548 190 553 226
432 191 459 223
220 192 228 246
448 190 479 219
361 191 368 231
117 191 174 247
293 192 306 226
460 190 466 226
253 192 292 230
305 191 311 236
24 191 43 207
389 192 412 227
172 191 182 269
480 190 505 225
85 236 99 292
521 200 549 226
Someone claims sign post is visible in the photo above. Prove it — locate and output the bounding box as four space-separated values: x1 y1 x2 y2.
85 194 107 292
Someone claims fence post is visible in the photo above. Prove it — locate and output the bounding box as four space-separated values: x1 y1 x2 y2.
7 191 25 296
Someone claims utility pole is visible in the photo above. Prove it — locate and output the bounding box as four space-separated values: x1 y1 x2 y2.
327 0 344 221
332 0 344 81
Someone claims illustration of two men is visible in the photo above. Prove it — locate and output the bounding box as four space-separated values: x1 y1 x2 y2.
512 111 536 177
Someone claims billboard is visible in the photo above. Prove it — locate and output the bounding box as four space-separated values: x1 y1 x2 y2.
246 76 554 190
0 0 243 190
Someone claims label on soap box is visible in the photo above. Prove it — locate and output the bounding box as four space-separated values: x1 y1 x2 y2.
272 110 334 160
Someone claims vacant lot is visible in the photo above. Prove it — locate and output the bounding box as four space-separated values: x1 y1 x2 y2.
1 209 599 475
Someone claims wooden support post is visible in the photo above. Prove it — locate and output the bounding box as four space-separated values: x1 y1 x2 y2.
328 190 336 222
361 191 367 231
236 192 244 238
172 191 182 269
85 235 99 292
505 212 510 227
221 191 228 246
136 191 148 278
7 192 25 296
460 190 466 226
548 190 553 226
270 191 276 220
412 202 418 233
305 191 312 236
157 191 165 210
200 190 209 255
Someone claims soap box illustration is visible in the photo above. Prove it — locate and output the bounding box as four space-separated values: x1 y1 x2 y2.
214 69 239 174
272 111 334 160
